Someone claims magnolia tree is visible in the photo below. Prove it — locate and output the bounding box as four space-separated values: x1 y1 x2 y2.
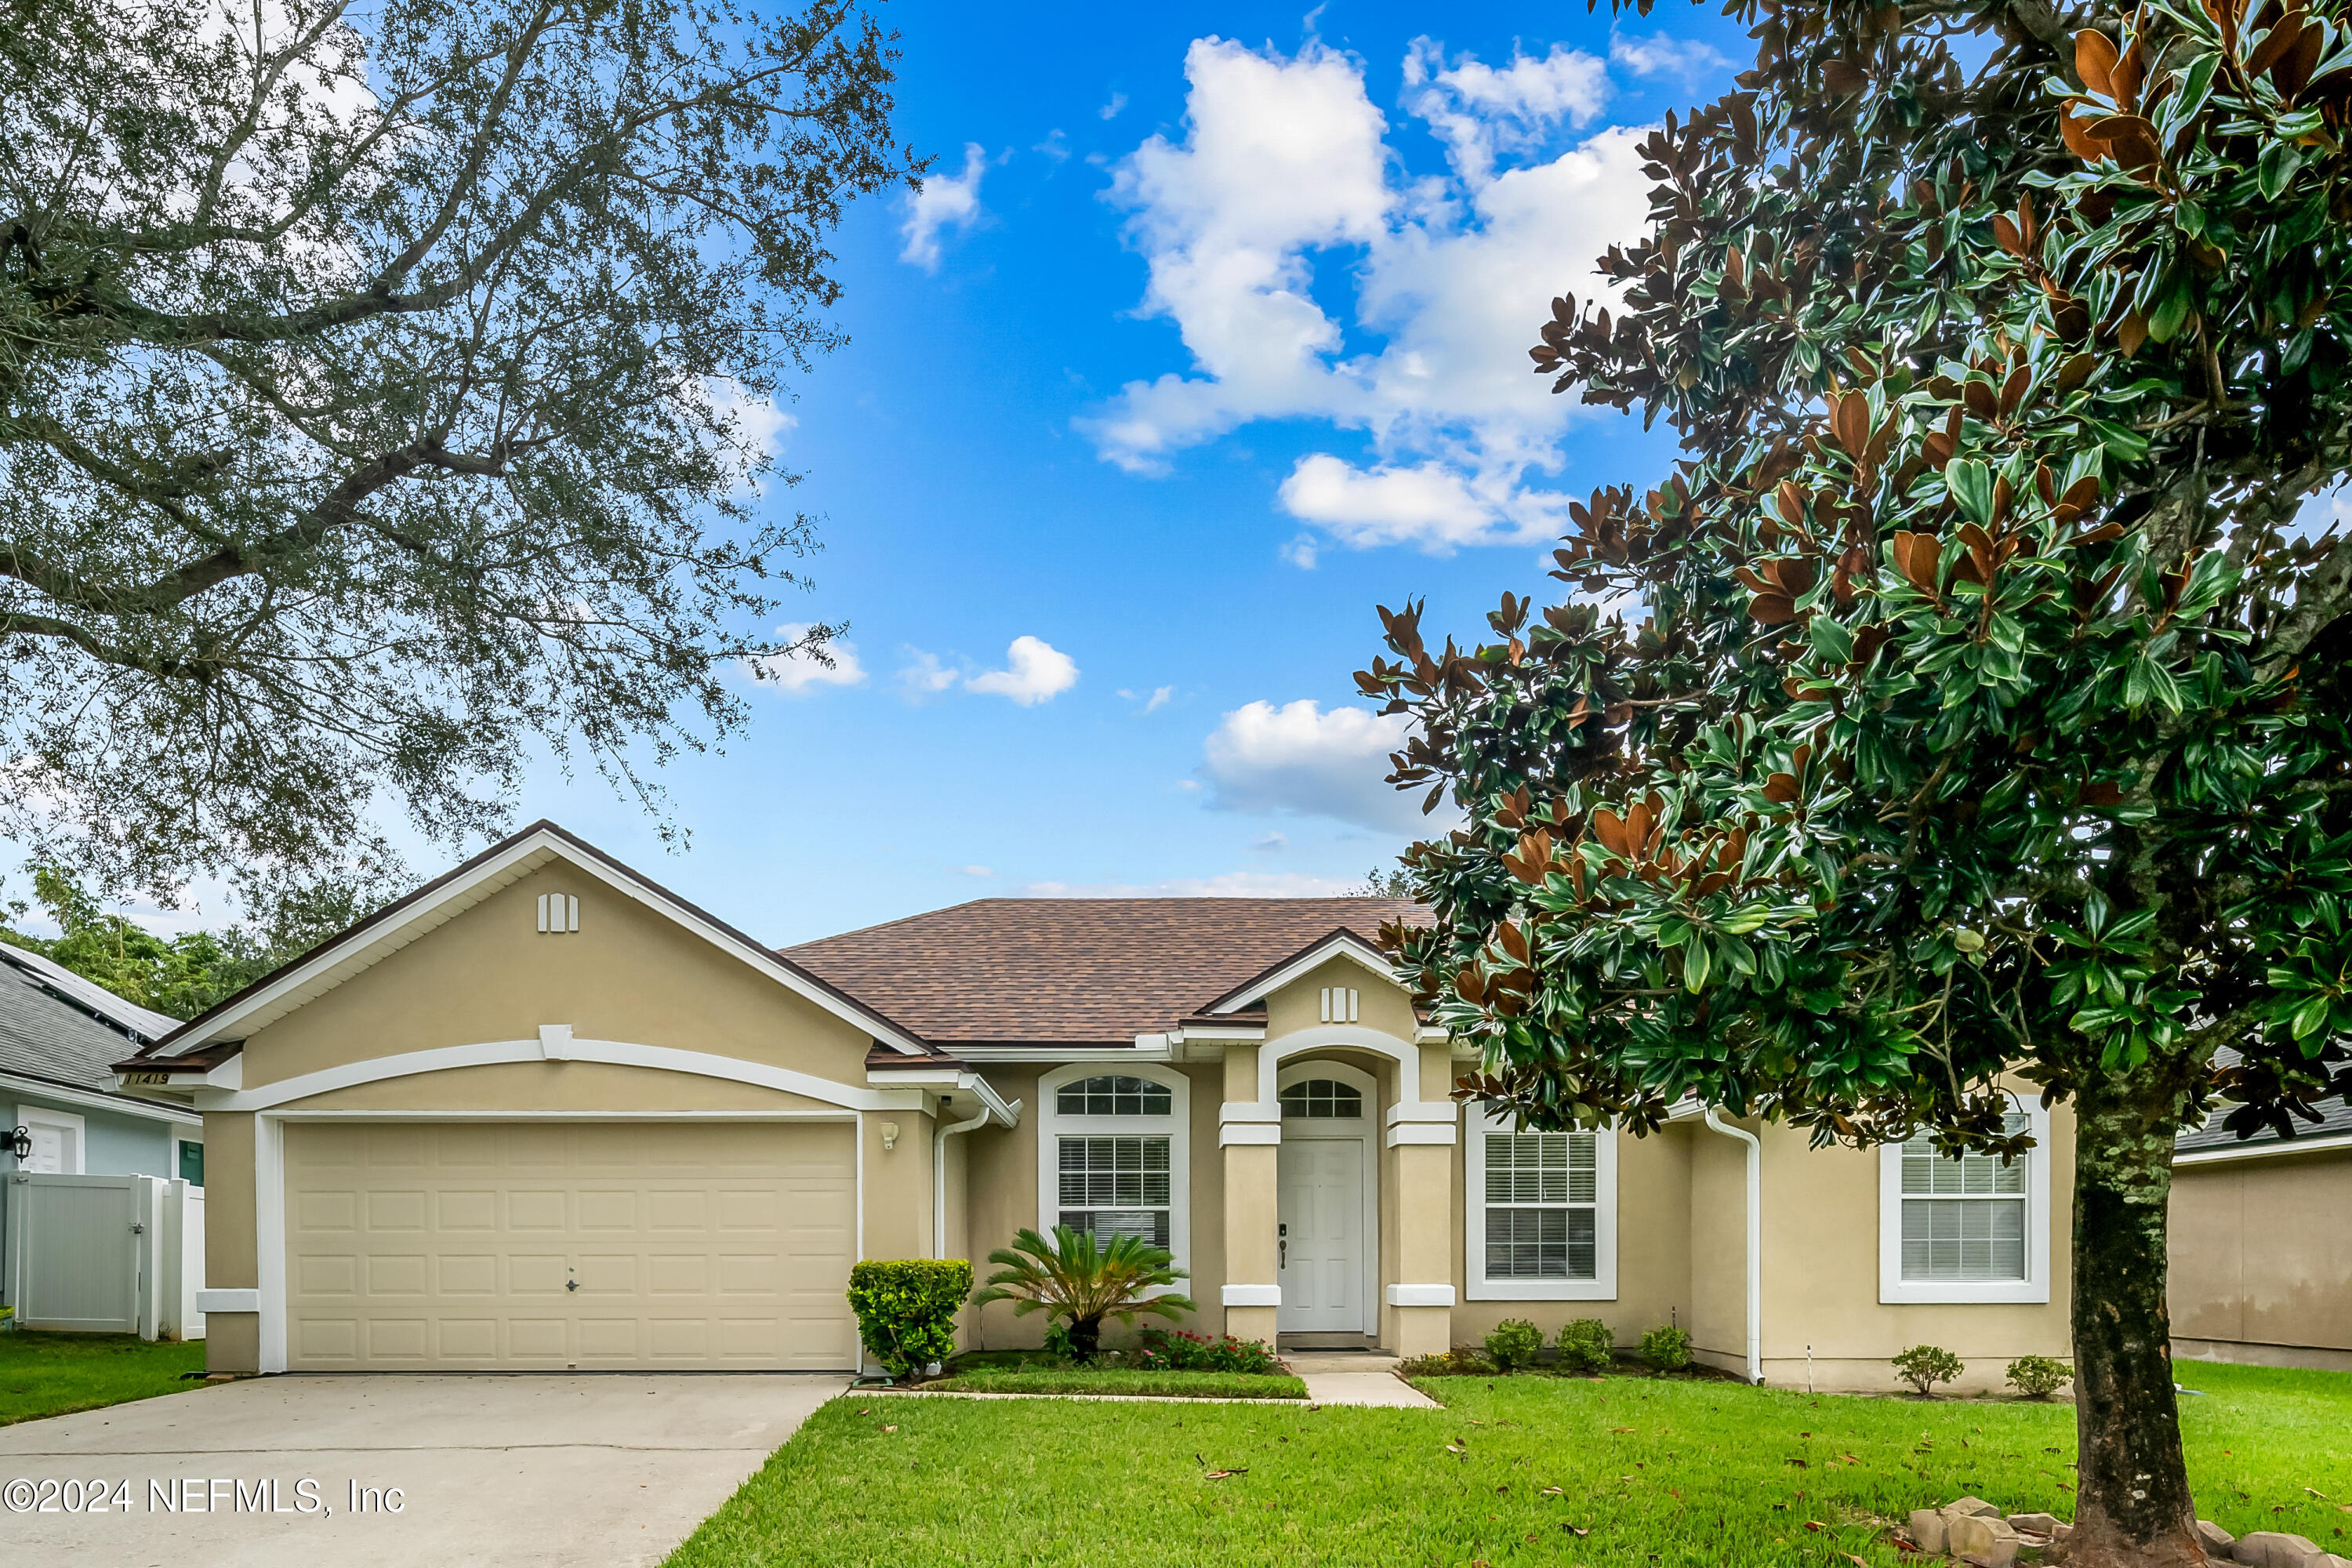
1 0 916 895
1359 2 2352 1563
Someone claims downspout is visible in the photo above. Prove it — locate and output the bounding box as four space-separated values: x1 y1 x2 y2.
934 1098 993 1260
1702 1107 1763 1385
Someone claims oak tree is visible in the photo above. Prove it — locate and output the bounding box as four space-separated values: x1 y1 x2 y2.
2 0 917 894
1359 2 2352 1562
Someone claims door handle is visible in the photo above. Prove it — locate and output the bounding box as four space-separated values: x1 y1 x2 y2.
566 1279 579 1292
1278 1239 1286 1269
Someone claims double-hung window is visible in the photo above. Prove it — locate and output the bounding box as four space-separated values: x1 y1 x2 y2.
1878 1101 2051 1304
1038 1069 1189 1268
1465 1106 1617 1300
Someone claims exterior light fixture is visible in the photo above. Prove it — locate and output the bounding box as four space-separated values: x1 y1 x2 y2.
880 1122 900 1152
5 1126 29 1161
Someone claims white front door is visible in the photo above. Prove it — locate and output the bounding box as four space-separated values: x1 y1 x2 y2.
1276 1137 1367 1333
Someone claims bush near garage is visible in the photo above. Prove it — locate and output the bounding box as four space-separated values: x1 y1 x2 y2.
848 1259 972 1381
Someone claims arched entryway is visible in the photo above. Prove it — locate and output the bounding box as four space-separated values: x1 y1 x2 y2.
1274 1059 1379 1337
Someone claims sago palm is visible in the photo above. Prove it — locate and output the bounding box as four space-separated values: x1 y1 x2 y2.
969 1225 1195 1361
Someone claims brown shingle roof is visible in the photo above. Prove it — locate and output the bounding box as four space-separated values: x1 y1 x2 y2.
784 898 1426 1047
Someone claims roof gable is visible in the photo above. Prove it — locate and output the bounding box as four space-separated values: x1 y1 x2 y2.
138 822 931 1059
786 897 1425 1047
1200 930 1402 1015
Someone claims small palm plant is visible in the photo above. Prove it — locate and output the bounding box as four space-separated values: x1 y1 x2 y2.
970 1225 1196 1361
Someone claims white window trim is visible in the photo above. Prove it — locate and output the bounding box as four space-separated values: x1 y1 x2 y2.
1036 1062 1191 1280
16 1105 86 1174
1465 1104 1617 1301
1878 1096 2052 1305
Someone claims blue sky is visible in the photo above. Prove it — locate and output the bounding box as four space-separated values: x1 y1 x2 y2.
45 2 1769 946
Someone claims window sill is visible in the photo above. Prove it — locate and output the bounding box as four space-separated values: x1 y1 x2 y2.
1878 1279 2050 1305
1465 1279 1617 1302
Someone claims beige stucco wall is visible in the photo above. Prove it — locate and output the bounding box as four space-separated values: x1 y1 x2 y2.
237 864 875 1089
1450 1121 1695 1351
201 1110 258 1374
2169 1147 2352 1370
1690 1105 2077 1395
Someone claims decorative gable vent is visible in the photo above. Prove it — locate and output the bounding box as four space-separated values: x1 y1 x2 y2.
536 893 580 934
1318 985 1359 1024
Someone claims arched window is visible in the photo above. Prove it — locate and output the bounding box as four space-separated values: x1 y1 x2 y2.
1279 1079 1364 1120
1054 1075 1173 1117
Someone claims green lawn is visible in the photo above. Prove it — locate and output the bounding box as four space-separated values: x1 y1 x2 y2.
924 1366 1306 1399
0 1331 208 1426
666 1359 2352 1567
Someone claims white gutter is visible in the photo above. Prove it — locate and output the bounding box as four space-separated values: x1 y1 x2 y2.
1703 1107 1764 1385
935 1101 994 1259
931 1075 1022 1259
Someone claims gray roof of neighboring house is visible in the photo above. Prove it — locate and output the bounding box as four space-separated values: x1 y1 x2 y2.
2176 1045 2352 1156
0 946 187 1116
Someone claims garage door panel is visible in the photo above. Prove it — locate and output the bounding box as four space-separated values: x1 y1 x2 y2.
285 1120 857 1370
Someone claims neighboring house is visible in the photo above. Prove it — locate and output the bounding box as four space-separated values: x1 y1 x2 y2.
2 944 201 1182
2169 1048 2352 1372
2 944 207 1325
117 822 2071 1390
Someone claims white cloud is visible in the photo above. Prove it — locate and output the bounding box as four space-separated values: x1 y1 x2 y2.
1403 37 1611 184
902 636 1080 704
1200 699 1448 833
1101 91 1129 120
744 624 864 695
1115 684 1174 713
1088 35 1660 555
966 636 1080 705
1252 831 1288 853
898 649 963 695
1608 29 1730 80
1018 869 1364 897
954 865 995 878
1034 129 1071 162
900 142 988 270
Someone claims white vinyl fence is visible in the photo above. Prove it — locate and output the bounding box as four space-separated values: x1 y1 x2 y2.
2 1172 205 1340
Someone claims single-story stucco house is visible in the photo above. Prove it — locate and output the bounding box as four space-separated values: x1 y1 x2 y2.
115 822 2072 1390
2169 1048 2352 1373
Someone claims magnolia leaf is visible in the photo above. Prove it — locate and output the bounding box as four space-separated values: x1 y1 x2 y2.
1945 459 1995 525
1808 613 1856 665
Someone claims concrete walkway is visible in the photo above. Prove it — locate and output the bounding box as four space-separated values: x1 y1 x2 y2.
1285 1352 1443 1409
0 1373 844 1568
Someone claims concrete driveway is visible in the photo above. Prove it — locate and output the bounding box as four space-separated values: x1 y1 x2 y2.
0 1372 846 1568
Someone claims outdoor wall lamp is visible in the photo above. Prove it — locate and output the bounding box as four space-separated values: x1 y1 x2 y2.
5 1126 28 1161
879 1122 900 1152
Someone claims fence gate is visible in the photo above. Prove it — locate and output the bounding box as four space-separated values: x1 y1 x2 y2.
4 1172 158 1334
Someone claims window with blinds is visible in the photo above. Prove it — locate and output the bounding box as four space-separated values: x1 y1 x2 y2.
1058 1135 1172 1249
1483 1131 1599 1279
1900 1115 2029 1282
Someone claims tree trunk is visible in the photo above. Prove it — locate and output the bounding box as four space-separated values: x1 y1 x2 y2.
2065 1079 2205 1567
1066 1315 1102 1363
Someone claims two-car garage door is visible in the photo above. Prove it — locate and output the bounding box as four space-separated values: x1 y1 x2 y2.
284 1121 856 1370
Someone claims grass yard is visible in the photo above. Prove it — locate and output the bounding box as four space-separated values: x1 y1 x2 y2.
666 1359 2352 1568
922 1366 1305 1399
0 1331 207 1427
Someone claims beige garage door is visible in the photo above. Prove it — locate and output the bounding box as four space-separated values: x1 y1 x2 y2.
284 1120 856 1370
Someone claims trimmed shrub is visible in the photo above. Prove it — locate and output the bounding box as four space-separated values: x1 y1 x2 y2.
2006 1354 2072 1399
1557 1318 1615 1374
1399 1347 1497 1377
1485 1317 1545 1372
1893 1343 1966 1396
1137 1327 1279 1375
1639 1323 1694 1373
847 1258 971 1380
